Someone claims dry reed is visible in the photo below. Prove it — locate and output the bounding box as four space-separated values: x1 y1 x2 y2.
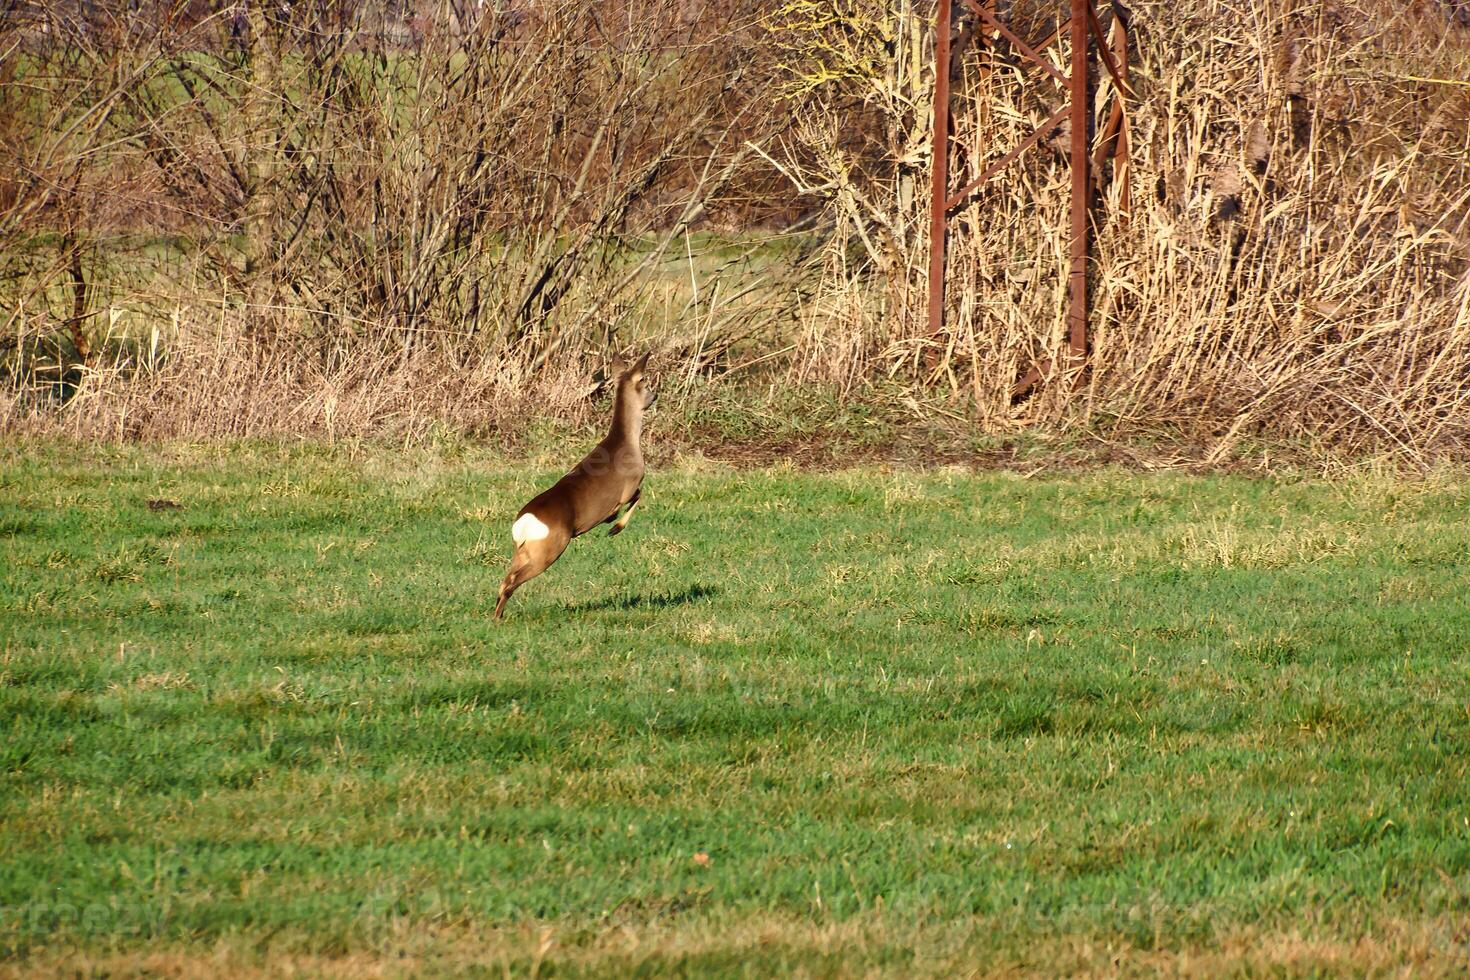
779 0 1470 462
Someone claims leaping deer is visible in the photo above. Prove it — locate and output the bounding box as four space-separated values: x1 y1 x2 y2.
494 353 656 620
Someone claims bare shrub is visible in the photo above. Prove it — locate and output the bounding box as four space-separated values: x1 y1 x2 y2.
763 0 934 352
0 1 182 391
0 0 795 435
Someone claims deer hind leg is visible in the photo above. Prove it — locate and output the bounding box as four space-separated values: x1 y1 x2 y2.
608 488 642 537
494 527 568 621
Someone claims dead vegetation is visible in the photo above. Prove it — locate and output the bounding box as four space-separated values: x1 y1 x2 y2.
0 0 798 437
2 0 1470 462
776 0 1470 463
4 912 1468 979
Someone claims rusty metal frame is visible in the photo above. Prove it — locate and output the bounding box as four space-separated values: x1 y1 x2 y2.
928 0 1132 400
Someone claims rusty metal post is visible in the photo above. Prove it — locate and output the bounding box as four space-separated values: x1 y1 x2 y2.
927 0 953 348
1067 0 1091 360
931 0 1127 396
1108 7 1131 218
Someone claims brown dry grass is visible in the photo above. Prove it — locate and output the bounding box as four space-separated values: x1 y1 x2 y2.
5 913 1468 978
777 0 1470 463
4 1 1470 463
0 332 602 444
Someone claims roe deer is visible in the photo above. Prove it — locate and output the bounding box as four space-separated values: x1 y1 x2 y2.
493 353 656 620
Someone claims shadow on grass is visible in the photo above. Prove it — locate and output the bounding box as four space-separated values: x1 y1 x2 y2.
568 583 720 613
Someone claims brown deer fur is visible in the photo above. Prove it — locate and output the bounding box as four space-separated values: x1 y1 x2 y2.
493 354 656 620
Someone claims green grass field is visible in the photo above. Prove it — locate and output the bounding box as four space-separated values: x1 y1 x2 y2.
2 441 1469 976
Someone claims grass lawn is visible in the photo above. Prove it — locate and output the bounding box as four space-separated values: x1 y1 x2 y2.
2 440 1469 976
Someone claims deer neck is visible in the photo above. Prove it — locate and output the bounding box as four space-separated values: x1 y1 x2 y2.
608 385 642 448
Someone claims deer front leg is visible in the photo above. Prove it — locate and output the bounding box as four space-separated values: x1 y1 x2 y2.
608 488 641 536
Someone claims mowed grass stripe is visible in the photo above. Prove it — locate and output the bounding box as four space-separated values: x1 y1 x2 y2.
1 443 1468 971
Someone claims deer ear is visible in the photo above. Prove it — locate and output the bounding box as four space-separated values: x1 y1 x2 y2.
633 353 650 374
609 353 628 377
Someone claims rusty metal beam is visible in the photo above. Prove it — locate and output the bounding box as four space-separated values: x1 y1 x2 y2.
961 0 1069 88
946 104 1069 213
1032 17 1069 55
1086 3 1131 97
1067 0 1091 360
926 0 954 352
931 0 1129 398
1104 8 1132 218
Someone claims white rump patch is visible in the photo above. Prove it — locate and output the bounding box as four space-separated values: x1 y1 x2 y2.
512 512 550 546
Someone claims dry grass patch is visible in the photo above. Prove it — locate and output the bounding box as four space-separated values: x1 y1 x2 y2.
6 915 1469 978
